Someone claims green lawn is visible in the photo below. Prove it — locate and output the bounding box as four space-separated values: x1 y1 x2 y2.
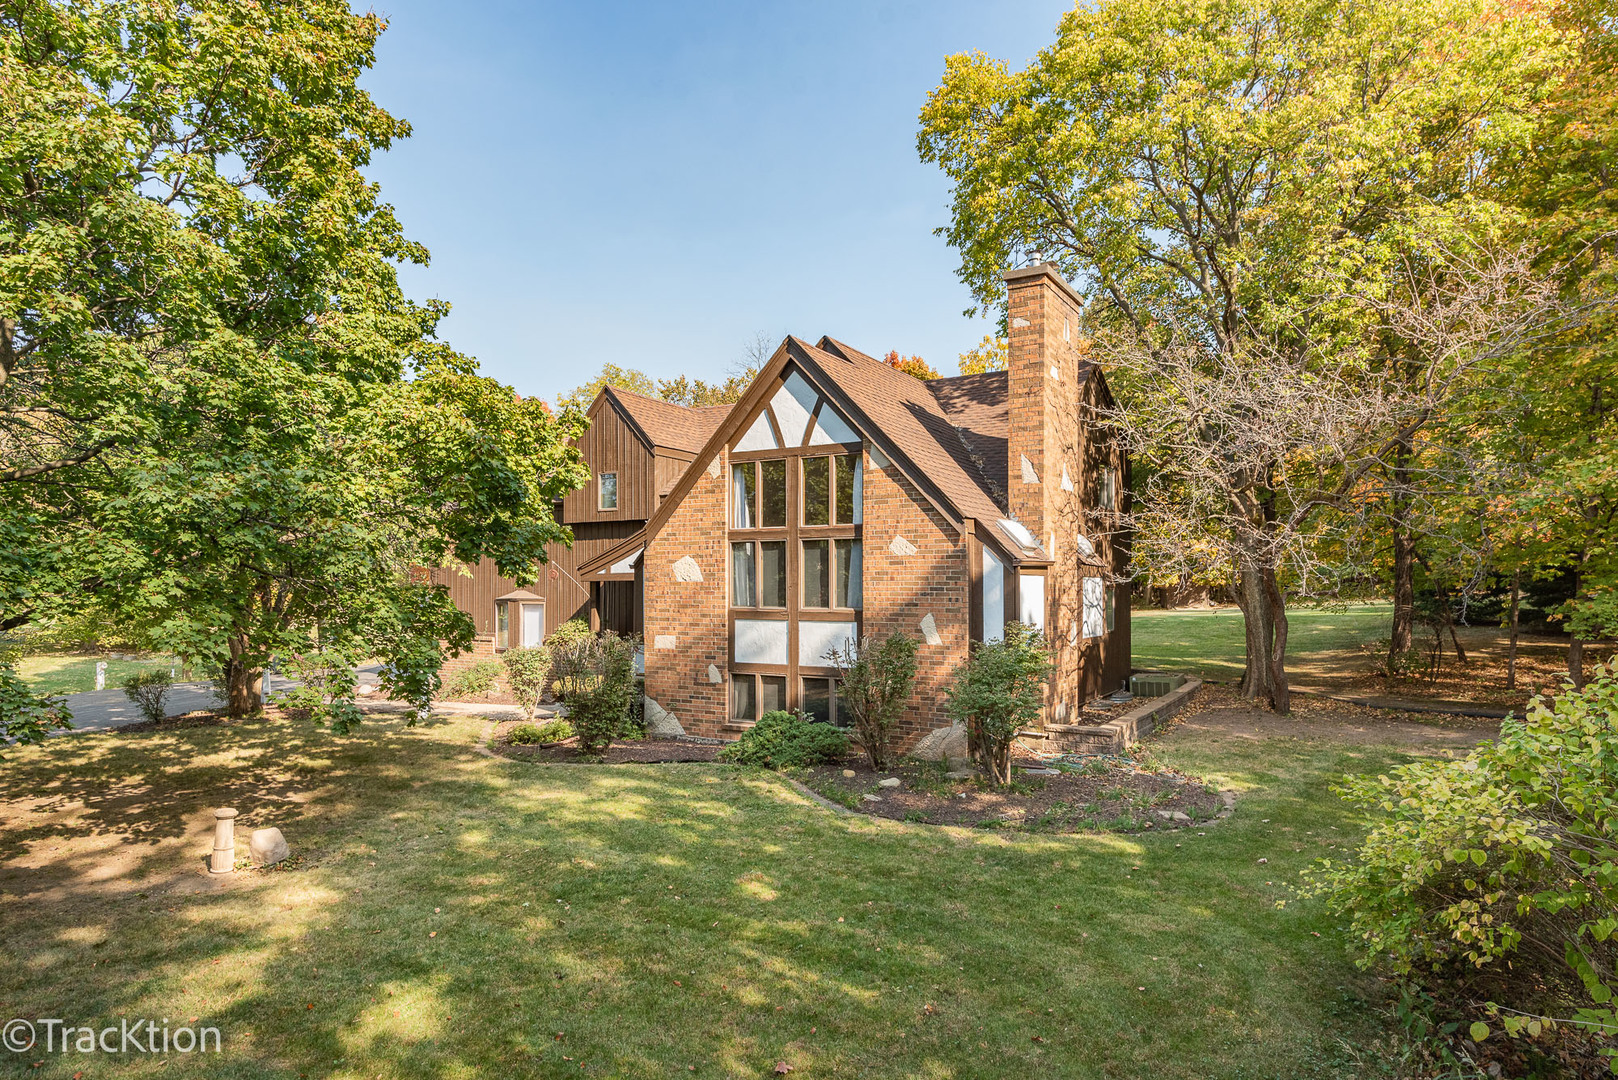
15 653 181 696
0 708 1451 1078
1132 602 1393 683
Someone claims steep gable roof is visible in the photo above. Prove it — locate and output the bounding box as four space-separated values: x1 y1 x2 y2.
601 386 733 455
616 335 1067 570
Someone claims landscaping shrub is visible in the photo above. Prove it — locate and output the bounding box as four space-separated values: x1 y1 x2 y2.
444 660 504 701
717 710 849 769
944 622 1052 786
548 632 638 755
826 631 918 770
1305 664 1618 1062
547 618 594 649
122 669 174 723
273 650 363 733
507 718 574 745
501 646 551 719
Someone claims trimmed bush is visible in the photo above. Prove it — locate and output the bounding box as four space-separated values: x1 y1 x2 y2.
717 710 849 770
444 660 503 701
944 622 1051 785
1304 664 1618 1056
549 632 638 755
122 669 174 723
547 619 593 649
501 646 551 719
507 718 574 745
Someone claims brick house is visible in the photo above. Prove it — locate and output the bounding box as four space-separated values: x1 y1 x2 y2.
431 386 730 683
577 263 1131 749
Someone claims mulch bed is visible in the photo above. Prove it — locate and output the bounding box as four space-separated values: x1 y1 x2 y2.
796 753 1226 831
489 725 721 764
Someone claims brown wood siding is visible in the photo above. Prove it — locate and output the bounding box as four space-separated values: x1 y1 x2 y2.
560 397 655 524
654 451 695 502
430 521 644 640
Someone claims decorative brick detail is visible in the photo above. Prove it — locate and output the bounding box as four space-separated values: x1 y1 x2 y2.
642 445 731 736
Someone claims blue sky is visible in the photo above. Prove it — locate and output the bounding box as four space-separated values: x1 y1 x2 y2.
361 0 1071 404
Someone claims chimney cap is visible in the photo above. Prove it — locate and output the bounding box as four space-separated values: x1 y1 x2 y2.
1001 261 1085 309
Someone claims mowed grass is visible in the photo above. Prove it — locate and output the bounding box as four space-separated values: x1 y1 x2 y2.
0 710 1439 1079
1133 603 1393 682
15 653 180 696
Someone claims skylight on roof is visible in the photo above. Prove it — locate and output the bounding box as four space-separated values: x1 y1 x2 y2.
997 518 1043 555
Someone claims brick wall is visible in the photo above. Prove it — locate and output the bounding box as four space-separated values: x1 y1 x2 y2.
860 449 971 749
642 449 730 736
1006 265 1131 717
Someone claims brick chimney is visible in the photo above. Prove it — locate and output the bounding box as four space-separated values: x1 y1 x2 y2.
1002 261 1087 554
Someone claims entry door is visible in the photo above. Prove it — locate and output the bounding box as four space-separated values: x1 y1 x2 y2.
521 603 545 647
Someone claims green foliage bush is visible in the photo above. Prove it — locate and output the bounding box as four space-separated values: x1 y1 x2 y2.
826 632 919 771
507 718 574 745
944 622 1052 785
122 669 174 723
1305 664 1618 1059
547 619 594 649
444 660 504 701
271 650 362 734
549 632 638 756
501 647 552 719
717 710 849 770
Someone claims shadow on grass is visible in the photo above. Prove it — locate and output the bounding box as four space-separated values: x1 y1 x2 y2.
0 709 1439 1079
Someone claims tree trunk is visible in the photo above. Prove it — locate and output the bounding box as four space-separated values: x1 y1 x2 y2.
224 633 263 717
1569 636 1585 690
1388 444 1416 673
1235 561 1290 714
1506 570 1520 692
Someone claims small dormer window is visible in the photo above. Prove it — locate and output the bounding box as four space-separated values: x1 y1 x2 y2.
598 472 618 510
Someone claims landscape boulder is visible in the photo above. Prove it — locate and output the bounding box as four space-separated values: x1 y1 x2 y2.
643 695 685 737
249 827 289 868
910 723 971 770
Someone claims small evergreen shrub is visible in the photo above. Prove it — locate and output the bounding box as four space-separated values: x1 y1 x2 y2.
444 660 504 700
717 710 849 769
944 622 1052 786
122 669 175 722
507 718 574 745
549 632 638 755
501 646 551 719
1304 664 1618 1061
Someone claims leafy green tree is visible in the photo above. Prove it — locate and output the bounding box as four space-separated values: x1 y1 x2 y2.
919 0 1570 711
0 0 589 718
1484 0 1618 685
956 334 1007 376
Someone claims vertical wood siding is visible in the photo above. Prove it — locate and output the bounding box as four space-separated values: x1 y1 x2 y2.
560 398 655 523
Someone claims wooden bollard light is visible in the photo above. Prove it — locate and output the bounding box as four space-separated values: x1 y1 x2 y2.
210 808 238 874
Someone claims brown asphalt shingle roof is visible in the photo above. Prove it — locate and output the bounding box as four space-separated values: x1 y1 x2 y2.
800 338 1046 562
606 387 733 455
